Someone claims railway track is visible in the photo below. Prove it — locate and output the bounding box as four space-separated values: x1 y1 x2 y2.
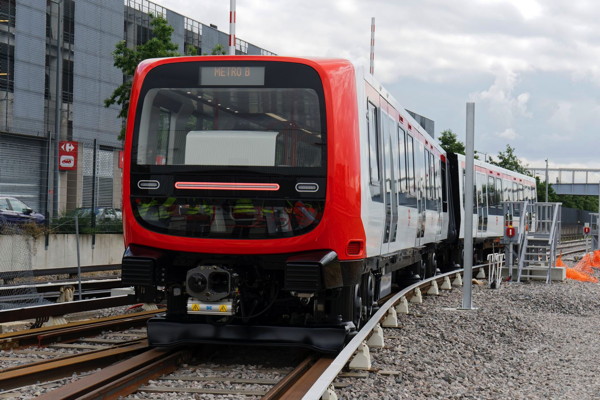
557 238 591 256
0 265 484 399
35 348 334 399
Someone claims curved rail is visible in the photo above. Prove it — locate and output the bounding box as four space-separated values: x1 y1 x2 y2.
303 264 486 399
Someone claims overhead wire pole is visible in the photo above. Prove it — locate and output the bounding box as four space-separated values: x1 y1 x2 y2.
229 0 236 55
370 17 375 75
462 102 476 310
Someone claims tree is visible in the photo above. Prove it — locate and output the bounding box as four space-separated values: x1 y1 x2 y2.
535 177 560 203
438 129 465 155
487 144 529 175
209 44 227 55
105 15 180 140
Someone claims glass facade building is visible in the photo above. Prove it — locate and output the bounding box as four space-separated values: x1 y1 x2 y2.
0 0 273 216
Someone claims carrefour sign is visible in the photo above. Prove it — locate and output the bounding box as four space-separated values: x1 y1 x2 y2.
58 141 78 171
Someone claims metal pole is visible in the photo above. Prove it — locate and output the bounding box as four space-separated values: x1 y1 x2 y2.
54 0 63 218
229 0 236 55
91 139 97 249
462 102 475 310
370 17 375 75
75 214 82 301
545 159 548 202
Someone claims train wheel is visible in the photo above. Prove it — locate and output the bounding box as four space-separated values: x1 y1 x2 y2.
427 252 438 277
350 284 363 329
361 273 375 320
420 252 437 279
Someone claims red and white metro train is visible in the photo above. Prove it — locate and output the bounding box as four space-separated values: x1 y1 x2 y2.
121 56 536 352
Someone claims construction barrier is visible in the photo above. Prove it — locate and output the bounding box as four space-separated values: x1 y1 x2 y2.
555 251 600 283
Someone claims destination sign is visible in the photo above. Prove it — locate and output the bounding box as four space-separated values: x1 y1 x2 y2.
200 66 265 86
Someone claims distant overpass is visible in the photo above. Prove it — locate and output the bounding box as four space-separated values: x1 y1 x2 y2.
527 168 600 196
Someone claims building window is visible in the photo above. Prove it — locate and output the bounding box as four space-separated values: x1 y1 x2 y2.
44 55 49 99
236 38 248 54
63 0 75 45
0 0 16 28
136 24 152 45
0 42 14 92
184 17 202 55
62 58 73 103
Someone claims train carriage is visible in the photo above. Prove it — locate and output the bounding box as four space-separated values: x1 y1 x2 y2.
121 55 534 352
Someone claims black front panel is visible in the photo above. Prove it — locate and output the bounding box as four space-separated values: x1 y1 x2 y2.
130 60 327 239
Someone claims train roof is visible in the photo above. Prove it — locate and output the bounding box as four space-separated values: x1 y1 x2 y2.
454 153 536 185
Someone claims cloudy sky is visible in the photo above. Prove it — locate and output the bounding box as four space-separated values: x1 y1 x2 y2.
154 0 600 170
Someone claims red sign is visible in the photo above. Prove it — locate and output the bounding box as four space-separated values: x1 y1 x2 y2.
506 226 515 238
58 141 78 171
584 226 591 235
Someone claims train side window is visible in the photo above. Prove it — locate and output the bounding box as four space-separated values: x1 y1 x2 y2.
487 175 496 208
496 177 503 205
518 184 524 201
476 172 485 208
416 141 426 202
423 149 430 205
430 152 436 206
440 157 447 212
367 102 380 184
406 134 415 196
398 126 408 192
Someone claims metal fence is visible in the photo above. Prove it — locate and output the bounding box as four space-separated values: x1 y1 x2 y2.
1 135 120 215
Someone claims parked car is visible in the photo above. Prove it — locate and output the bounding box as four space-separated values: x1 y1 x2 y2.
0 196 45 226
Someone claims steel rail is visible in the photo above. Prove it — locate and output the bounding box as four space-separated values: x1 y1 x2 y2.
35 347 189 400
0 278 122 293
0 309 159 349
275 356 335 399
0 340 149 392
260 354 333 400
302 264 486 400
0 294 137 324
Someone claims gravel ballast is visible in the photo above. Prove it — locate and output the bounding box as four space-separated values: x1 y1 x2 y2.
335 275 600 399
4 266 600 399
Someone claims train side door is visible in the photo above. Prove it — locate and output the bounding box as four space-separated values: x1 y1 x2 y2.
380 110 398 254
476 172 488 232
415 140 426 246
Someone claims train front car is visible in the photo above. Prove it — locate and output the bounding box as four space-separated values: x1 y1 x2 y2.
121 56 365 352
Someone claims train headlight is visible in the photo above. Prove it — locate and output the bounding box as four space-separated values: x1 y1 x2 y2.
185 265 233 302
187 272 207 294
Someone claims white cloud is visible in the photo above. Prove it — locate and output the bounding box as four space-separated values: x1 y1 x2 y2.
470 68 532 124
548 101 573 131
154 0 600 167
498 128 518 140
507 0 543 20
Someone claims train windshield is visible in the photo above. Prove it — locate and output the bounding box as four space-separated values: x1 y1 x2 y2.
135 88 323 169
129 60 327 239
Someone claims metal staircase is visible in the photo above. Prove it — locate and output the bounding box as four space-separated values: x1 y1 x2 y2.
516 202 562 283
